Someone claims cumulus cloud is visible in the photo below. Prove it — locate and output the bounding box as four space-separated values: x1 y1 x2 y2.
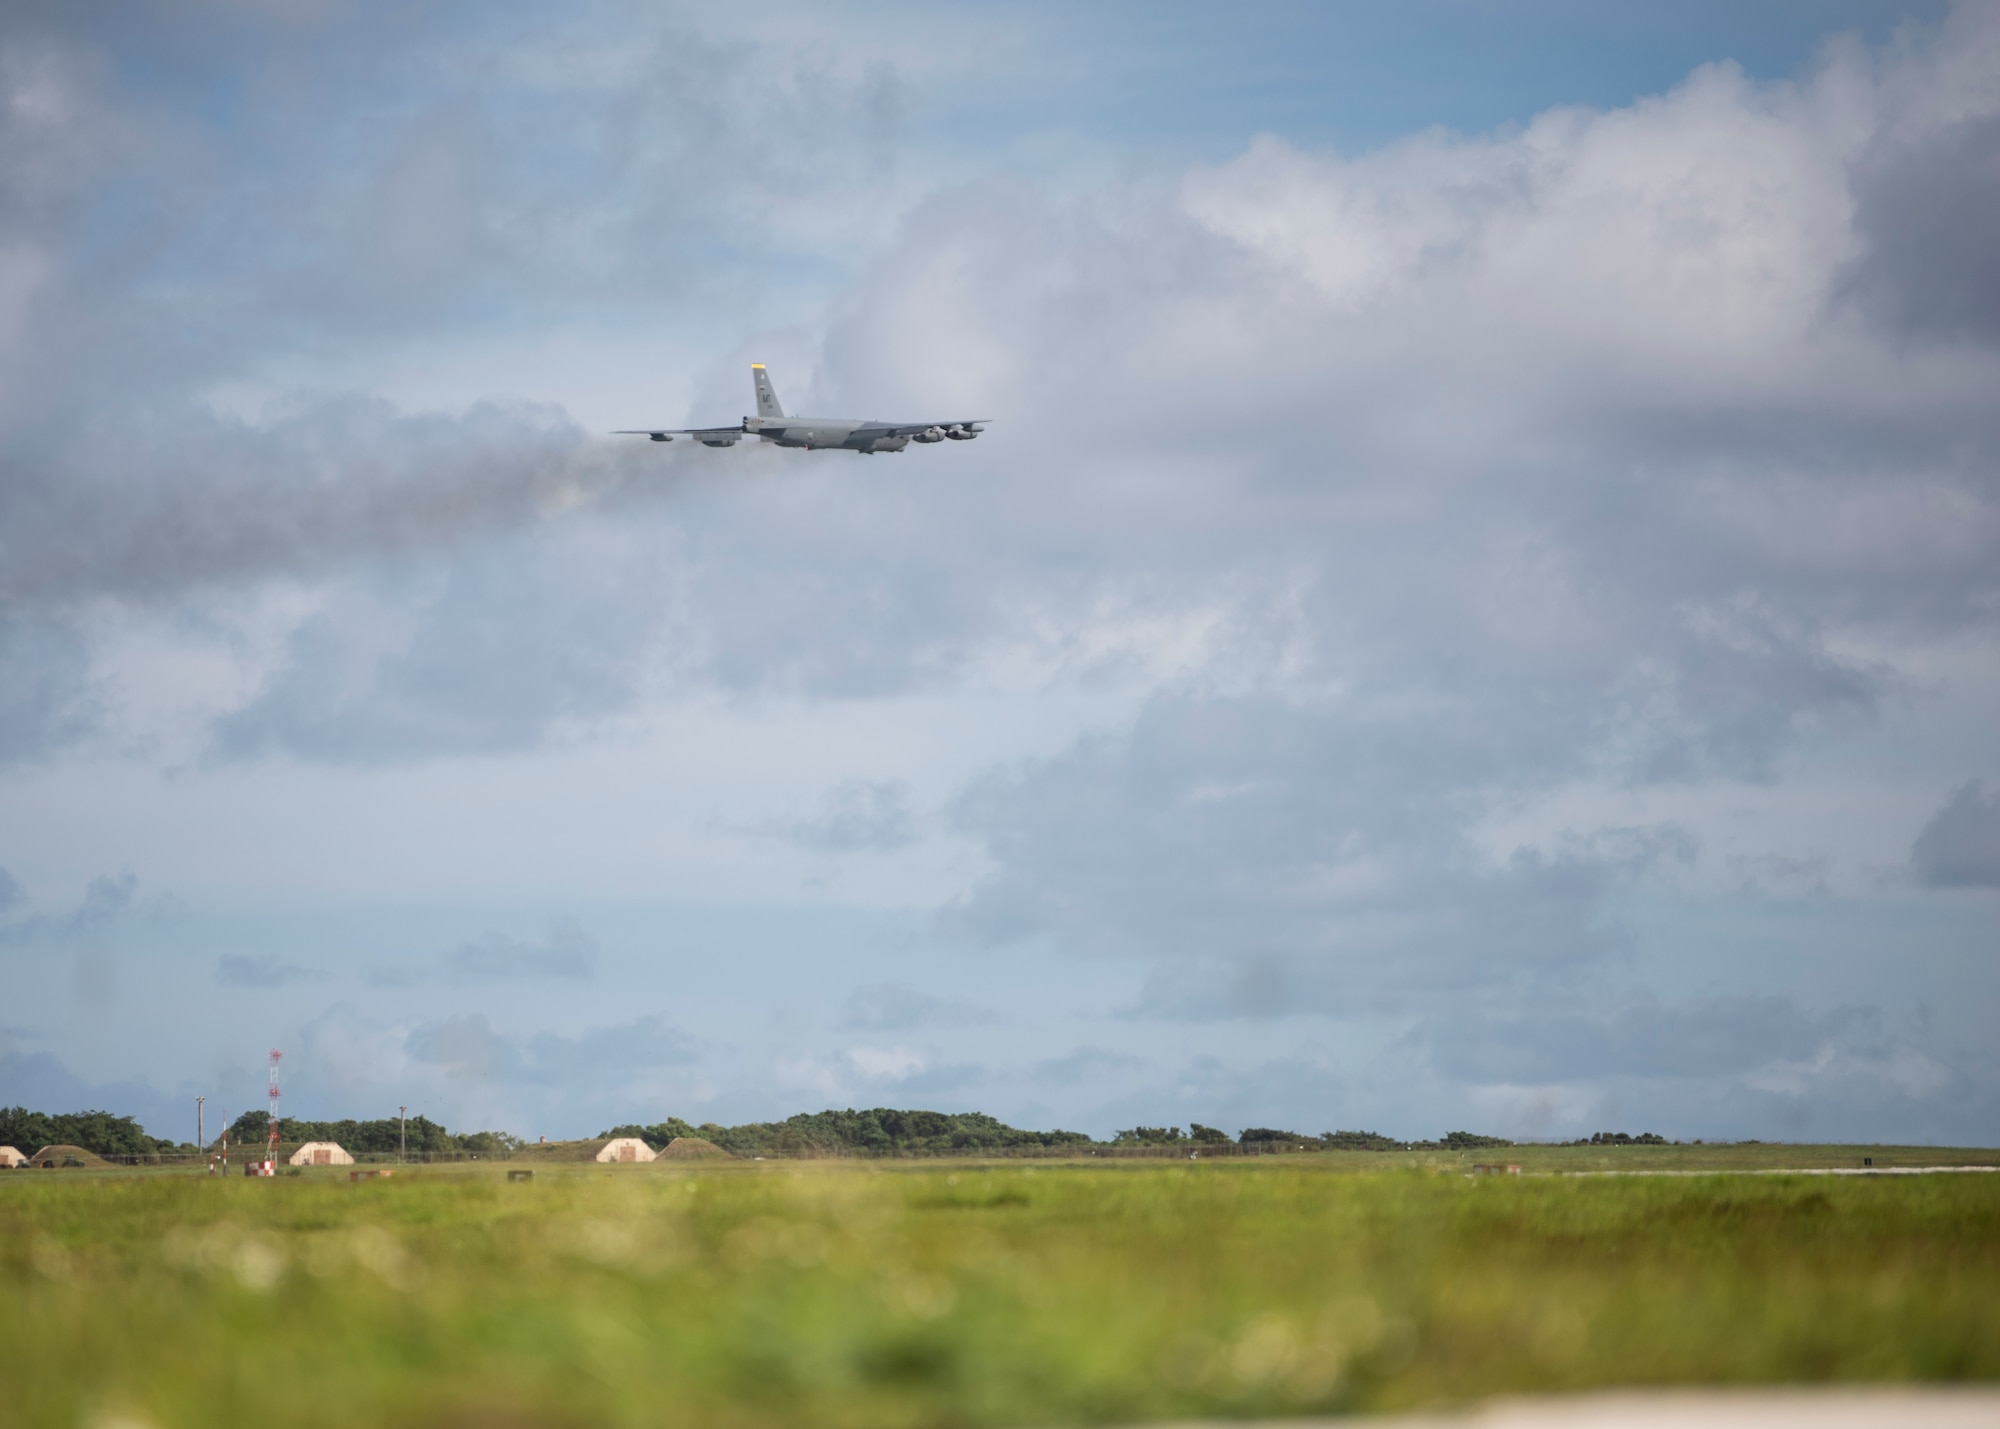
0 617 97 763
0 1049 190 1141
779 781 919 853
1033 1046 1150 1084
0 871 137 945
448 919 598 983
407 1012 697 1085
947 694 1700 1014
838 982 995 1031
14 5 1997 780
1423 997 1860 1084
215 955 323 990
1912 780 2000 888
0 1 977 764
775 1045 982 1105
851 18 1998 1067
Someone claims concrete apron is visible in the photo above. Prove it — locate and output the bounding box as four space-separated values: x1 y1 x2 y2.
1136 1389 2000 1429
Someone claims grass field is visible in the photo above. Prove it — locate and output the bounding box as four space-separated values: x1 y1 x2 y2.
3 1155 1996 1428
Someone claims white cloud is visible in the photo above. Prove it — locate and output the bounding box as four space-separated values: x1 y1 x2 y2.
846 1045 928 1080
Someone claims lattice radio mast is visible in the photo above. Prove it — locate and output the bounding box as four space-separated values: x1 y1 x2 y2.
266 1049 283 1161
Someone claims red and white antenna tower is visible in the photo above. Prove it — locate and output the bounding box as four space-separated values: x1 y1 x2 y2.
266 1049 282 1159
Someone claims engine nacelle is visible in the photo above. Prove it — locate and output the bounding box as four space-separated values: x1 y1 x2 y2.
946 424 979 440
912 426 946 443
648 432 673 442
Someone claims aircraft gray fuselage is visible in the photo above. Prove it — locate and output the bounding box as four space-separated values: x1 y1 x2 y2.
615 364 987 454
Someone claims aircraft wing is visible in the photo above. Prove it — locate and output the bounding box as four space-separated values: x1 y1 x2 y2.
611 427 745 445
865 420 992 438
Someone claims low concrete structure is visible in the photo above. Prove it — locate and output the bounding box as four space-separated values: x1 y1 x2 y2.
288 1141 356 1167
0 1145 26 1167
29 1144 107 1168
594 1136 656 1164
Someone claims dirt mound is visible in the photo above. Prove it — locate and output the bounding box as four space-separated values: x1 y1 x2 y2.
656 1136 731 1161
512 1139 617 1163
28 1144 108 1168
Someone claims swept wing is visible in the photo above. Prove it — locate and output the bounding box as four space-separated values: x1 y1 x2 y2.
611 426 745 446
861 420 990 436
851 420 991 443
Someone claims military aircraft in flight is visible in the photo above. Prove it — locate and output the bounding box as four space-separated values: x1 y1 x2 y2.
616 365 988 454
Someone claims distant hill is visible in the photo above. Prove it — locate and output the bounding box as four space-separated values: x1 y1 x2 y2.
656 1136 731 1160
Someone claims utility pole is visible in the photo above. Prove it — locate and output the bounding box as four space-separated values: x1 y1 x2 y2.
399 1106 407 1164
197 1097 205 1159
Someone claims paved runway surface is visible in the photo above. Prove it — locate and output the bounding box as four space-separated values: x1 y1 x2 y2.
1156 1389 2000 1428
1561 1167 2000 1177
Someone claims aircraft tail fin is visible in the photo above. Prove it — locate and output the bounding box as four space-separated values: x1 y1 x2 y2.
751 364 785 419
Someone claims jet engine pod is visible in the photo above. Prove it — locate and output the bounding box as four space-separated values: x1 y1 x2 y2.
946 424 979 440
648 432 673 442
912 426 946 444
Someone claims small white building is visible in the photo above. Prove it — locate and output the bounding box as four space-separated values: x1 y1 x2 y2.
0 1146 25 1168
594 1137 656 1164
288 1141 356 1167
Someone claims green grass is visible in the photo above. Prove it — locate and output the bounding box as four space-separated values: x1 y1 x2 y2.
2 1158 1996 1428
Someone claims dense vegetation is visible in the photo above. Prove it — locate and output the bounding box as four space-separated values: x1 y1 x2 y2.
1 1103 1707 1167
220 1112 521 1156
1111 1126 1517 1151
1321 1129 1403 1150
1112 1124 1232 1144
2 1158 1994 1429
1575 1131 1669 1146
0 1108 185 1157
6 1103 1530 1161
604 1108 1092 1157
598 1111 1521 1158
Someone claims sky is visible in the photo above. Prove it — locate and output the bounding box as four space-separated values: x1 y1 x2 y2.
1 0 1996 1147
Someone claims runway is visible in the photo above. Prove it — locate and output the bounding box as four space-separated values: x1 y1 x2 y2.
1154 1389 2000 1429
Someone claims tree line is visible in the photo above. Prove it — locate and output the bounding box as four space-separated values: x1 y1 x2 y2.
219 1111 522 1155
602 1108 1094 1158
602 1112 1522 1156
4 1104 1531 1160
0 1107 187 1157
1571 1131 1668 1146
1109 1126 1516 1150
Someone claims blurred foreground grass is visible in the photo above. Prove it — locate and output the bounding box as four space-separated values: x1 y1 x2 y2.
2 1160 1996 1428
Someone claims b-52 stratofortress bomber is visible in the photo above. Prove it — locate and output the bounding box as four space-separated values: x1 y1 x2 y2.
615 365 988 454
